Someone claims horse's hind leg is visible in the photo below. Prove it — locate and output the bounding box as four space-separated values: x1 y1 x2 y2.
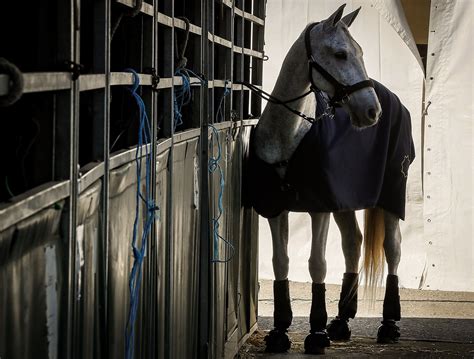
264 211 292 353
377 210 402 343
327 211 362 341
304 212 331 354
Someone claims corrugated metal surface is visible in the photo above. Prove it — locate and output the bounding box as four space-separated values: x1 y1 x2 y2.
210 128 227 359
239 125 260 339
0 122 258 359
75 180 103 358
155 150 170 359
0 202 64 359
0 0 265 356
108 162 136 359
225 126 242 341
169 139 200 358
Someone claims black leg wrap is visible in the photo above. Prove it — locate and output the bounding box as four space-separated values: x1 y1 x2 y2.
265 280 293 353
338 272 359 319
377 275 401 344
327 273 358 341
304 332 331 354
265 329 291 353
377 320 400 344
305 283 330 354
273 279 293 330
310 283 328 332
383 274 401 321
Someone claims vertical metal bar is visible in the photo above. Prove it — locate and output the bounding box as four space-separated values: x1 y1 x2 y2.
207 0 215 355
54 0 81 356
164 1 175 357
88 1 111 356
251 1 265 117
234 8 244 121
101 0 111 358
103 1 111 357
198 0 211 356
53 0 77 358
142 7 157 358
191 0 204 129
72 0 82 357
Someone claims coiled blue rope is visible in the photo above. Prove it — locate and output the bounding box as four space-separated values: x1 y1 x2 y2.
209 81 234 263
124 68 158 359
174 68 205 131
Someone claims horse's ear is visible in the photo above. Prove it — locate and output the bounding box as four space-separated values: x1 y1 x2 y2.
323 4 346 29
341 7 361 27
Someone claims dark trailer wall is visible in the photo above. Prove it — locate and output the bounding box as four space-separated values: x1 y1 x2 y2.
0 0 266 358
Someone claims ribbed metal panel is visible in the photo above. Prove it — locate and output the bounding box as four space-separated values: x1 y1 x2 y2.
0 0 265 357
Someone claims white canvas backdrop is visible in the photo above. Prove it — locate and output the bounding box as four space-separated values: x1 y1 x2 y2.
422 0 473 291
258 0 473 291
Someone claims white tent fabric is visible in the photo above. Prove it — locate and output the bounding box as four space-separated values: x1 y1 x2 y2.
422 0 473 291
259 0 473 291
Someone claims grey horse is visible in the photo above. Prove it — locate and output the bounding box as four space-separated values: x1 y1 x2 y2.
249 4 413 354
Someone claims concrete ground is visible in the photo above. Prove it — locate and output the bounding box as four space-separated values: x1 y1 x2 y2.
238 280 474 358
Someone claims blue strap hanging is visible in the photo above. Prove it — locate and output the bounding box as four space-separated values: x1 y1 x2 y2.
124 68 159 359
173 68 205 131
209 81 234 263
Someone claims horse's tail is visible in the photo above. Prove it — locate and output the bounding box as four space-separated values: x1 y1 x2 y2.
362 207 385 300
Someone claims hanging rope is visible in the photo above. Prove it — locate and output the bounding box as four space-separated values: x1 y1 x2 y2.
111 0 143 40
172 16 207 131
123 68 158 359
0 58 24 107
174 17 191 70
209 81 234 263
173 68 205 131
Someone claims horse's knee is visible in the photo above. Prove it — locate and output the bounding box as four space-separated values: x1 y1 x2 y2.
335 211 362 271
308 256 327 283
273 255 289 280
343 231 362 270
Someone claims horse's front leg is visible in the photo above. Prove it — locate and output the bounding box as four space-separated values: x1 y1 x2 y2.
264 210 292 353
304 212 331 354
327 211 362 341
377 210 402 343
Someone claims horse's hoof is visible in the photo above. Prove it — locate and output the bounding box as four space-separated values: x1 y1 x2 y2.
377 320 400 344
304 331 330 355
264 329 291 353
327 317 351 341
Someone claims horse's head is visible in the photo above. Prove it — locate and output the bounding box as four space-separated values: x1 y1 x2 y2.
307 4 381 128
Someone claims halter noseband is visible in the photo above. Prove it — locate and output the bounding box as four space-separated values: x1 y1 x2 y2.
305 22 374 106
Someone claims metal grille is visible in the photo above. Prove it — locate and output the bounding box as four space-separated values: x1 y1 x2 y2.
0 0 266 358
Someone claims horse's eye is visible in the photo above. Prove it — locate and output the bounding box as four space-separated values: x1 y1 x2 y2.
334 51 348 60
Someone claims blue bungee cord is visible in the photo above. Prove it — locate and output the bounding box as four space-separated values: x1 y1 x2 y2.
209 81 234 263
124 68 158 359
174 68 205 131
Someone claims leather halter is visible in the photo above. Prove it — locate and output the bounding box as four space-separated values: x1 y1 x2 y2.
305 22 374 106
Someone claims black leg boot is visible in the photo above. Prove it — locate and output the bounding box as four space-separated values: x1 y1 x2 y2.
377 274 401 343
304 283 330 354
264 279 292 352
327 273 358 340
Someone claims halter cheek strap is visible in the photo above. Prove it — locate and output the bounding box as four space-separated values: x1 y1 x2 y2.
304 23 374 105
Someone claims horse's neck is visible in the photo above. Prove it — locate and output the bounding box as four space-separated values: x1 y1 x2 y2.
254 34 315 166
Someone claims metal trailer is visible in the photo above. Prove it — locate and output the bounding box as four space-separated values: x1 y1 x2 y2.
0 0 266 358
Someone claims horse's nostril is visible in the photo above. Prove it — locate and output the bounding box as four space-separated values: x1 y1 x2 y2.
368 107 377 120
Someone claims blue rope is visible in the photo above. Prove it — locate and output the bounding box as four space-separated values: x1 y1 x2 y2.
174 68 205 131
124 68 158 359
209 81 234 263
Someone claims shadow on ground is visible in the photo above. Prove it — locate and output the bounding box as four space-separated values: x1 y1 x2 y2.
239 317 474 358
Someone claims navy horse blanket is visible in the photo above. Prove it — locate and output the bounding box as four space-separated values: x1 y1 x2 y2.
247 79 415 219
